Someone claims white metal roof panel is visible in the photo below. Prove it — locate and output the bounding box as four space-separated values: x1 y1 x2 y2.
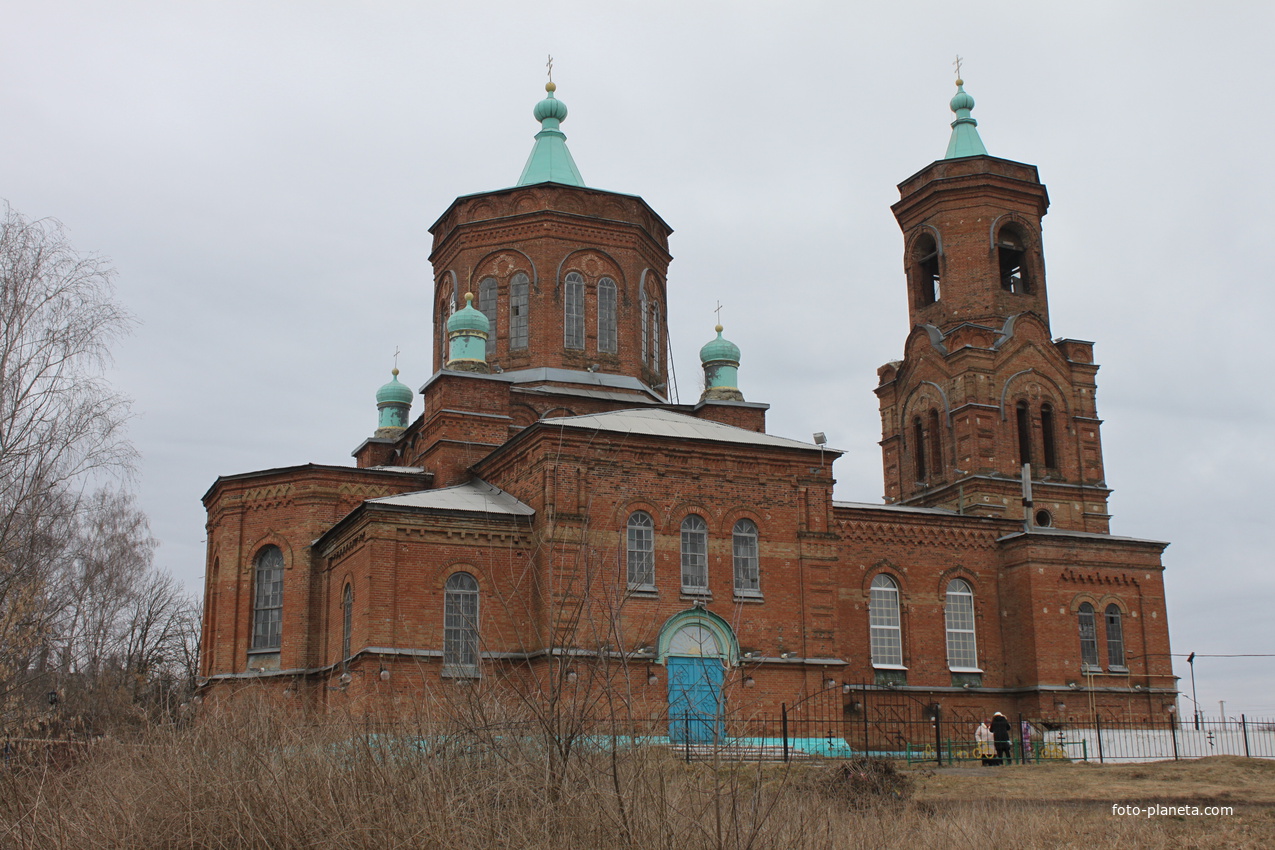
368 479 534 516
542 408 839 453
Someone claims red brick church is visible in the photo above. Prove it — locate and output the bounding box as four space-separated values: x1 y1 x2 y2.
198 78 1176 733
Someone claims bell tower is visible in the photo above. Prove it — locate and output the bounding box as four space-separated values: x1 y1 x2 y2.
876 80 1112 533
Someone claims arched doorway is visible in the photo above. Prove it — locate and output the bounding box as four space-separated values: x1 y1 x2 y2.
659 610 738 744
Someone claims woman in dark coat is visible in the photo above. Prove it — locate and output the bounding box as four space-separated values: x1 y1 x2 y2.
990 711 1012 765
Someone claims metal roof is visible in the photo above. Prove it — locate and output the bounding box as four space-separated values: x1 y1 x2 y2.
542 408 840 453
368 479 535 516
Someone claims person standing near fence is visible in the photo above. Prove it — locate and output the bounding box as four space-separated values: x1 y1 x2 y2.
991 712 1012 765
975 719 994 765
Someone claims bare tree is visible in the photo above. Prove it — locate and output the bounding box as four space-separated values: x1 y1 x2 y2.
0 204 135 720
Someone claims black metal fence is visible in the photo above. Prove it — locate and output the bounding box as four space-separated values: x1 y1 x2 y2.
737 712 1275 764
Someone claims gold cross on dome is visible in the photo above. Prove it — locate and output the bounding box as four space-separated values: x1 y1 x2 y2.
546 54 554 84
714 301 723 324
953 54 964 80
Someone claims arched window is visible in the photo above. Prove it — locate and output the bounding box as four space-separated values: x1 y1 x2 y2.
478 277 498 356
564 272 585 350
912 416 927 481
1105 604 1126 670
732 519 760 595
913 232 940 306
252 546 284 651
944 579 978 670
509 272 529 350
997 226 1030 294
598 277 617 354
640 283 649 363
1016 400 1033 467
341 583 353 661
680 515 708 593
869 574 903 667
1041 403 1058 469
1077 602 1100 671
626 511 655 589
443 572 479 675
928 409 943 477
650 301 661 375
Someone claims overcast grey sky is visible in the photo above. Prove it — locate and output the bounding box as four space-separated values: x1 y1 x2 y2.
3 1 1272 714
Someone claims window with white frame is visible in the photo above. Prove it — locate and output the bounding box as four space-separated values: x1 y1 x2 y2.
341 583 353 661
564 272 585 350
944 579 978 670
626 511 655 589
478 277 498 356
509 273 529 350
639 283 649 363
1105 604 1126 670
680 515 708 593
869 574 903 667
443 572 479 675
598 277 617 353
650 301 661 374
252 546 284 651
732 519 759 595
1078 602 1100 671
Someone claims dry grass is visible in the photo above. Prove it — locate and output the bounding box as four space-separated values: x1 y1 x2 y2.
1 709 1273 849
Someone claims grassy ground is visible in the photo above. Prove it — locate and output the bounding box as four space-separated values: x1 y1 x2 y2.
909 756 1275 847
2 712 1274 848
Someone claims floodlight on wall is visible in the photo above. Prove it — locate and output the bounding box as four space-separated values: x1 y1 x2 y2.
744 676 755 688
646 666 658 686
339 672 352 686
841 684 852 695
379 667 390 682
823 678 836 689
566 670 578 684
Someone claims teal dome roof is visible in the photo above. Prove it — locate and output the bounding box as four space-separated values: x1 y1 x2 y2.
533 83 569 122
944 79 989 159
448 292 490 334
700 325 740 363
950 86 975 113
376 368 413 406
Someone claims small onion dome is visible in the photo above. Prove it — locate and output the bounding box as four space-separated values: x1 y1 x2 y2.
700 325 741 364
376 368 413 407
447 292 490 335
950 79 976 114
534 81 569 123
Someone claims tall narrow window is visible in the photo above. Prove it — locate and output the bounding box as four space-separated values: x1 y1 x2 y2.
564 272 585 350
928 409 943 478
650 302 661 374
913 233 940 306
478 277 498 356
732 519 760 594
998 228 1030 294
597 277 617 353
869 574 903 667
1016 400 1033 467
944 579 978 670
341 583 353 661
1078 602 1099 671
1105 604 1126 670
443 572 479 675
1041 403 1058 469
640 284 649 363
252 546 284 651
680 515 708 593
509 272 529 350
626 511 655 589
913 417 927 481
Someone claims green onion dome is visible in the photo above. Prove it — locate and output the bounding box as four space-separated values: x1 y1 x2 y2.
950 79 976 114
533 81 569 123
376 368 413 407
447 292 490 335
699 325 741 363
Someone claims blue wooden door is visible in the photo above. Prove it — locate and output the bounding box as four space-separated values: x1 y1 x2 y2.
667 656 724 744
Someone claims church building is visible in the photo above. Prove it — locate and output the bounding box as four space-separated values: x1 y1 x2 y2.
198 77 1176 736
